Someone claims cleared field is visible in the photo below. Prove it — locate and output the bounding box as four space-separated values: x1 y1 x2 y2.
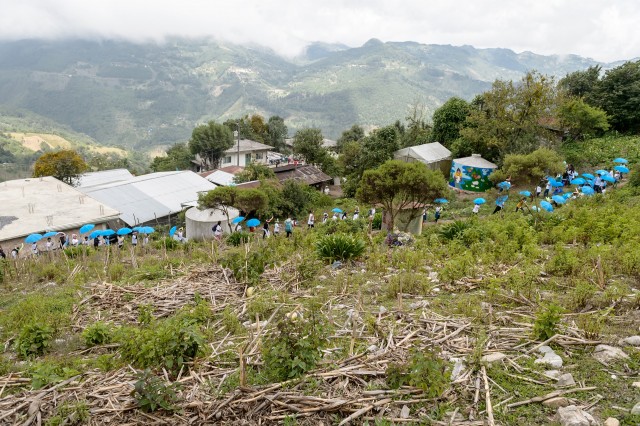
7 132 126 156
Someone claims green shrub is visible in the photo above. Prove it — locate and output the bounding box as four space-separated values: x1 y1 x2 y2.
386 273 431 299
532 303 563 341
108 263 125 282
153 237 179 251
17 323 54 358
226 231 250 247
133 369 180 412
386 350 448 397
63 246 90 258
315 233 366 263
372 212 382 230
221 306 244 335
546 245 580 277
35 263 66 283
439 220 472 241
567 280 597 311
28 361 80 390
45 401 89 426
262 308 328 381
82 322 112 347
117 317 204 372
315 218 367 235
221 248 273 285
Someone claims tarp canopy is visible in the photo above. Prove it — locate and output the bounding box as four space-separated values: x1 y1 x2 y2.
394 142 452 164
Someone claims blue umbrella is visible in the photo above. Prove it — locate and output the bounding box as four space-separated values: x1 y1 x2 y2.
519 191 531 197
42 231 58 238
595 169 608 175
169 226 177 237
581 173 595 180
570 178 586 185
581 186 595 195
102 229 115 236
231 216 245 224
614 165 629 174
562 192 573 200
79 224 95 234
601 175 616 183
497 181 511 189
117 227 132 235
246 218 261 227
550 180 564 187
540 201 554 212
552 195 566 205
496 195 508 206
25 233 43 243
141 226 155 234
132 226 143 232
473 198 486 205
332 208 343 214
546 176 557 181
613 158 628 164
434 198 449 204
89 230 102 239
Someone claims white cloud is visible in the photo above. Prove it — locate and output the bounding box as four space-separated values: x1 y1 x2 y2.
0 0 638 62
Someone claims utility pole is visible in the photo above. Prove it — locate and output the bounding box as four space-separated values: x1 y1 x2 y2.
235 123 241 166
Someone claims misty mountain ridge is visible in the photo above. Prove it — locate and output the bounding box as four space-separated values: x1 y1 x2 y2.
0 37 627 151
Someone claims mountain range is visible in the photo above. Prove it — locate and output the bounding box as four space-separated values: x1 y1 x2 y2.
0 38 627 151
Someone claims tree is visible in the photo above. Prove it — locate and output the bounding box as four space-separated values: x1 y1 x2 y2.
189 121 234 170
235 189 268 217
557 97 609 139
431 97 471 147
558 66 601 102
356 160 447 231
198 186 239 232
150 143 193 172
488 148 565 187
233 163 276 184
33 149 88 186
459 71 557 163
336 125 365 153
595 60 640 133
292 128 326 165
401 100 431 148
267 116 288 152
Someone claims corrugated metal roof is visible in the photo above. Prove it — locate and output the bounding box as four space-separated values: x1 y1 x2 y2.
77 169 134 188
394 143 451 164
206 170 236 186
0 176 120 241
80 171 217 225
225 139 273 154
453 154 497 169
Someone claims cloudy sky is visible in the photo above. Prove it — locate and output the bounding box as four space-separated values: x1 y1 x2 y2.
0 0 638 62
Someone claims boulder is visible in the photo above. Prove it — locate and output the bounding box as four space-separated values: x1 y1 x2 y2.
450 358 466 381
619 335 640 346
593 345 629 364
543 397 570 408
556 405 597 426
544 370 562 379
631 401 640 415
535 351 563 368
400 405 410 419
556 373 576 387
481 352 507 363
603 418 619 426
537 345 555 354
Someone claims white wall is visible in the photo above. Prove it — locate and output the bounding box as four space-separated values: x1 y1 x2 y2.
220 150 270 168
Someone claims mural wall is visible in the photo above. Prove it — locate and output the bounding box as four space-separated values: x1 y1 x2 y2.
449 161 496 192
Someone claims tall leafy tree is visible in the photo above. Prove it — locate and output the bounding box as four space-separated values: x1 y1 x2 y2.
150 143 193 172
267 116 288 152
401 101 431 148
292 128 326 164
188 121 234 169
488 148 565 186
33 149 88 186
233 163 276 183
557 97 609 139
595 60 640 133
356 160 447 231
336 124 365 153
431 97 471 147
558 65 601 102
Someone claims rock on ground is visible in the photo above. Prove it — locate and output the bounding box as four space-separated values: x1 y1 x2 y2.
556 405 597 426
556 373 576 387
593 345 629 364
481 352 506 363
535 351 563 368
619 335 640 346
631 401 640 415
543 397 570 408
603 418 620 426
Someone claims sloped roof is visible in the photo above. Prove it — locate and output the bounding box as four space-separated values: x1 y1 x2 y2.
225 139 273 154
77 168 134 188
394 143 451 164
273 164 332 185
204 170 236 186
0 176 120 241
79 171 217 225
453 154 497 169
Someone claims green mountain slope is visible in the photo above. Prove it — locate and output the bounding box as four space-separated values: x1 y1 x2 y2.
0 38 621 150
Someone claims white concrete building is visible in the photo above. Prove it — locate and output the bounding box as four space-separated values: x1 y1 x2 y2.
220 139 274 168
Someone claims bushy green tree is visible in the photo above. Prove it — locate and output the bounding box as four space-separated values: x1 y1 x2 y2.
292 128 326 164
558 97 609 139
558 65 601 102
188 121 234 169
198 186 239 231
267 116 288 152
33 149 88 186
233 163 276 184
431 97 471 147
595 60 640 133
336 124 365 153
150 143 193 172
356 160 447 231
489 148 565 186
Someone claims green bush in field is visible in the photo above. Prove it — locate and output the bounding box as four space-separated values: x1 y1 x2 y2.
386 350 448 397
45 400 89 426
133 369 180 413
532 303 563 341
16 323 54 358
82 321 112 347
315 233 366 263
63 246 91 258
226 231 250 247
439 220 472 241
152 237 179 251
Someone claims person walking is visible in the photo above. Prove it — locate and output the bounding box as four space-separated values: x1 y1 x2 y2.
434 206 442 223
322 212 328 223
117 235 124 249
274 219 281 236
262 217 273 239
45 237 53 251
353 207 360 220
212 221 223 240
535 183 542 198
493 198 505 214
515 197 527 213
131 232 138 248
307 211 315 229
543 181 551 198
284 217 293 238
472 203 480 215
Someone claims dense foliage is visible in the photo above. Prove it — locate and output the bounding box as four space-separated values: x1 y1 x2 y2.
32 149 88 186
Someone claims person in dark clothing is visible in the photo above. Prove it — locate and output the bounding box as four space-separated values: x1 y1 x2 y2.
0 246 5 259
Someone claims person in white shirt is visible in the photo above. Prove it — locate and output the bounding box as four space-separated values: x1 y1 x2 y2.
45 238 53 251
353 208 360 220
71 234 79 247
322 212 328 223
307 211 315 228
332 213 338 220
31 242 39 256
472 204 480 214
274 220 280 236
212 221 223 240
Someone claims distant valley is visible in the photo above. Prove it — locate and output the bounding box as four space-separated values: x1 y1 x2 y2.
0 38 627 151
